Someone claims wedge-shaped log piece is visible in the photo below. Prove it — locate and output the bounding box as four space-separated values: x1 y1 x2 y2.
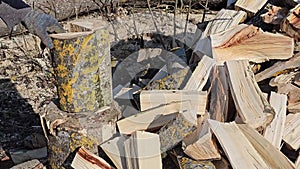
203 9 247 37
124 131 162 169
208 120 271 169
235 0 268 14
211 24 294 64
226 60 274 129
71 147 112 169
255 53 300 82
184 55 215 91
283 113 300 150
264 92 287 149
140 90 207 115
117 101 191 135
159 110 197 153
239 124 295 169
182 113 221 160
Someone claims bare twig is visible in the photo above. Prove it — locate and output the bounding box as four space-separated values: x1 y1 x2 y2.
172 0 178 48
184 0 192 38
202 0 209 23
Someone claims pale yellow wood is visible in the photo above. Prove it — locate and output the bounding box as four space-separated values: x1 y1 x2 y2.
211 24 294 64
296 154 300 169
140 90 207 115
71 147 112 169
283 113 300 150
184 55 215 91
264 92 287 149
100 136 128 169
124 131 162 169
182 113 221 160
203 9 247 37
226 60 274 129
208 120 271 169
117 101 192 135
235 0 268 14
239 124 295 169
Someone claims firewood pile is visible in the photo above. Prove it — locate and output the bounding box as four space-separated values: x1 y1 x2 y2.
72 1 300 169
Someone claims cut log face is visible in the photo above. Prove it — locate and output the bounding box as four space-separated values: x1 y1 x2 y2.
211 24 294 64
239 124 295 169
71 147 112 169
208 120 271 169
124 131 162 169
140 90 207 115
283 113 300 150
226 60 274 129
182 113 221 160
264 92 287 149
235 0 268 14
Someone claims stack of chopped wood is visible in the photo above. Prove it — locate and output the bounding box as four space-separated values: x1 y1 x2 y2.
71 0 300 168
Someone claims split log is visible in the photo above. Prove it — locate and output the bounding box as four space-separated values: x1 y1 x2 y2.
182 112 221 160
140 90 207 115
283 113 300 150
100 136 128 169
208 120 271 169
226 60 274 130
10 159 44 169
296 154 300 169
71 147 113 169
261 4 289 25
124 131 162 169
211 24 294 64
117 101 191 135
183 55 215 91
209 65 230 122
158 110 197 153
239 124 295 169
50 19 112 113
282 4 300 41
255 53 300 82
264 92 287 149
235 0 268 15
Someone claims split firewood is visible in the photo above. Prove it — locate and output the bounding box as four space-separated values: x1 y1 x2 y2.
182 112 221 160
183 55 215 91
226 60 274 130
208 120 271 169
71 147 113 169
124 131 162 169
264 92 287 149
239 124 295 169
261 4 289 25
255 53 300 82
235 0 268 16
296 154 300 169
283 113 300 150
140 90 207 115
209 65 230 122
10 159 44 169
211 24 294 64
158 110 197 153
282 4 300 41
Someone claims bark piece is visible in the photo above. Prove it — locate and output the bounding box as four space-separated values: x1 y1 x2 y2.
226 60 274 129
211 24 294 64
283 113 300 150
264 92 287 149
124 131 162 169
184 55 215 91
159 111 197 153
182 113 221 160
10 147 47 165
117 101 191 135
208 120 270 169
71 147 112 169
255 53 300 82
209 66 229 122
235 0 268 14
239 124 295 169
140 90 207 115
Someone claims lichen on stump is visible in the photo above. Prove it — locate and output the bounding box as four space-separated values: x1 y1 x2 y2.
50 25 112 113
